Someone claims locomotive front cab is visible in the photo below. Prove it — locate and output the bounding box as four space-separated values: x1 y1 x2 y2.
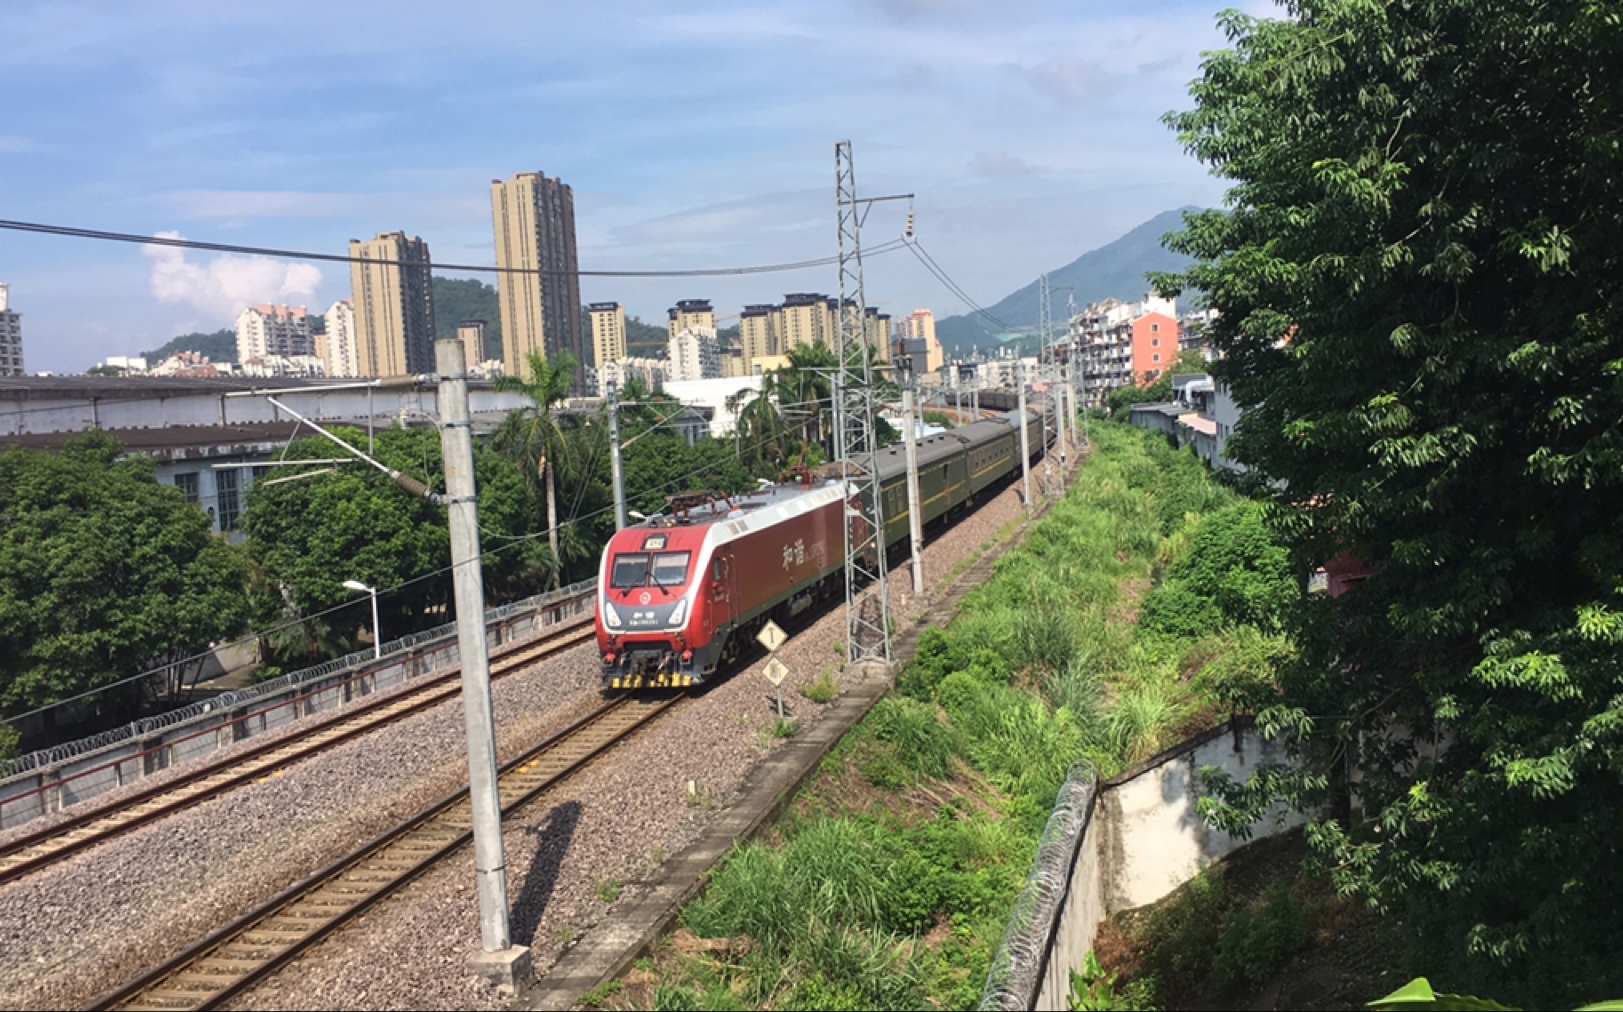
597 529 707 689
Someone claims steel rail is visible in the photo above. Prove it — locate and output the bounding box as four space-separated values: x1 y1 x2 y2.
0 612 596 887
85 692 682 1012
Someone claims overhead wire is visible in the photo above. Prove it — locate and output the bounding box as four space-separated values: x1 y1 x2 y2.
902 237 1012 333
0 218 908 279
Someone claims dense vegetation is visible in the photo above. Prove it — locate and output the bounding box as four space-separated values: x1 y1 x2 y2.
138 328 236 365
0 433 252 747
1156 1 1623 1001
616 424 1295 1010
430 277 502 359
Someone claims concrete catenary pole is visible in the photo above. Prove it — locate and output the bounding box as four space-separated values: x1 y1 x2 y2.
607 379 627 531
435 339 530 990
902 378 925 595
1017 359 1032 515
1054 360 1069 475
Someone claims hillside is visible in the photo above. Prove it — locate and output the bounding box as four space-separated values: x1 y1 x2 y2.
431 277 503 359
935 207 1199 353
140 329 237 364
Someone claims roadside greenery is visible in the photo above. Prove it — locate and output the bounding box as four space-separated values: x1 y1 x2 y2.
608 423 1294 1011
0 432 253 715
1157 1 1623 1000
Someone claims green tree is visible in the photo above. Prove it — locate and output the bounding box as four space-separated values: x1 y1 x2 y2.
1159 2 1623 1001
726 371 796 478
243 427 544 646
0 432 252 714
495 350 579 585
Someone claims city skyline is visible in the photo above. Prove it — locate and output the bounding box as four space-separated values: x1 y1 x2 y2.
0 0 1267 373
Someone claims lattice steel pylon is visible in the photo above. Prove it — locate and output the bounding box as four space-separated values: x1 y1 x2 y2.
835 140 892 666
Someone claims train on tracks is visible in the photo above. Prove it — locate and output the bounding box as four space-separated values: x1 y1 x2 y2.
595 405 1049 689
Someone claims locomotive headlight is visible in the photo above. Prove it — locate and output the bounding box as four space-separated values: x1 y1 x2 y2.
603 601 623 628
667 598 688 627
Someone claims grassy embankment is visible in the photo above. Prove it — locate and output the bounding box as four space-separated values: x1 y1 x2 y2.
592 424 1293 1012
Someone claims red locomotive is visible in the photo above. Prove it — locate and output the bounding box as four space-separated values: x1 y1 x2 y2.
595 406 1048 689
595 481 862 689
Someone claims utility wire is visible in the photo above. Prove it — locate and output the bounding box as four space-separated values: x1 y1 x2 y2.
0 218 908 279
903 237 1012 333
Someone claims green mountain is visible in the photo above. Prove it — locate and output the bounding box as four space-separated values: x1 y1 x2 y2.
935 207 1200 353
625 316 668 358
431 277 503 360
141 329 237 364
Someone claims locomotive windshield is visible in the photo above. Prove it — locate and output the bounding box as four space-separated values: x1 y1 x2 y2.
651 552 691 587
610 551 691 590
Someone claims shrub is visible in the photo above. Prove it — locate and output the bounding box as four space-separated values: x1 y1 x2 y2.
1212 883 1311 985
799 669 839 703
932 671 985 715
867 697 956 781
0 723 19 762
1138 581 1224 640
1141 869 1226 989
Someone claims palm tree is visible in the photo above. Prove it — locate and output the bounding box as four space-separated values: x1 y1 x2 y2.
779 342 838 453
494 350 577 587
726 372 793 478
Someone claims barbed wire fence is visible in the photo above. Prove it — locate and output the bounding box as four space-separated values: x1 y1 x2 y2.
978 761 1098 1012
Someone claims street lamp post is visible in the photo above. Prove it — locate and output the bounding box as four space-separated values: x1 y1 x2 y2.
343 580 381 659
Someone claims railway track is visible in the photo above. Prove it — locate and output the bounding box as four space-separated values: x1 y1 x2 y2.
86 692 683 1012
0 614 596 888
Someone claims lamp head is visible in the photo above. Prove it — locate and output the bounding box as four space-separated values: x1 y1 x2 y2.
342 580 372 593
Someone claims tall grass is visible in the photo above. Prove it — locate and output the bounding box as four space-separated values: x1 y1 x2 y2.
649 424 1280 1011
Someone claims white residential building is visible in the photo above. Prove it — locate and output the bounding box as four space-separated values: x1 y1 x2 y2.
319 300 360 378
668 327 720 382
240 355 327 378
236 304 316 364
0 284 23 377
597 356 668 397
96 356 148 373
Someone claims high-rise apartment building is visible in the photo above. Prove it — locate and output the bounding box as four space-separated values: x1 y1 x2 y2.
667 299 716 340
780 292 836 351
491 171 582 382
349 232 436 378
236 304 315 364
865 307 892 363
0 284 21 377
899 309 943 373
318 299 360 378
739 304 779 370
588 302 626 367
458 320 491 366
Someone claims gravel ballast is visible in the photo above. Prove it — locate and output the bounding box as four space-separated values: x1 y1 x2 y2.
0 471 1039 1012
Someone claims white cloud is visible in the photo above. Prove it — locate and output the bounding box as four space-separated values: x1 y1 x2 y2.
142 232 323 323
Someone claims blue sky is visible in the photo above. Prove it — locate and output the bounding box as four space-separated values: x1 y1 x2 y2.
0 0 1264 373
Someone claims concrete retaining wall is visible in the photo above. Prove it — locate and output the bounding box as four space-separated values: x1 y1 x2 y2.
0 585 594 830
983 717 1305 1011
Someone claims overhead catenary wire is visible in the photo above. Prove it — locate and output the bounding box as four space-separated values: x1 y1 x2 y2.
902 237 1012 333
0 218 908 279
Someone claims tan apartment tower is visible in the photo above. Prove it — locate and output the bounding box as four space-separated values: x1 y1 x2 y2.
589 302 626 367
348 232 436 377
491 172 583 382
667 299 716 339
739 304 779 371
